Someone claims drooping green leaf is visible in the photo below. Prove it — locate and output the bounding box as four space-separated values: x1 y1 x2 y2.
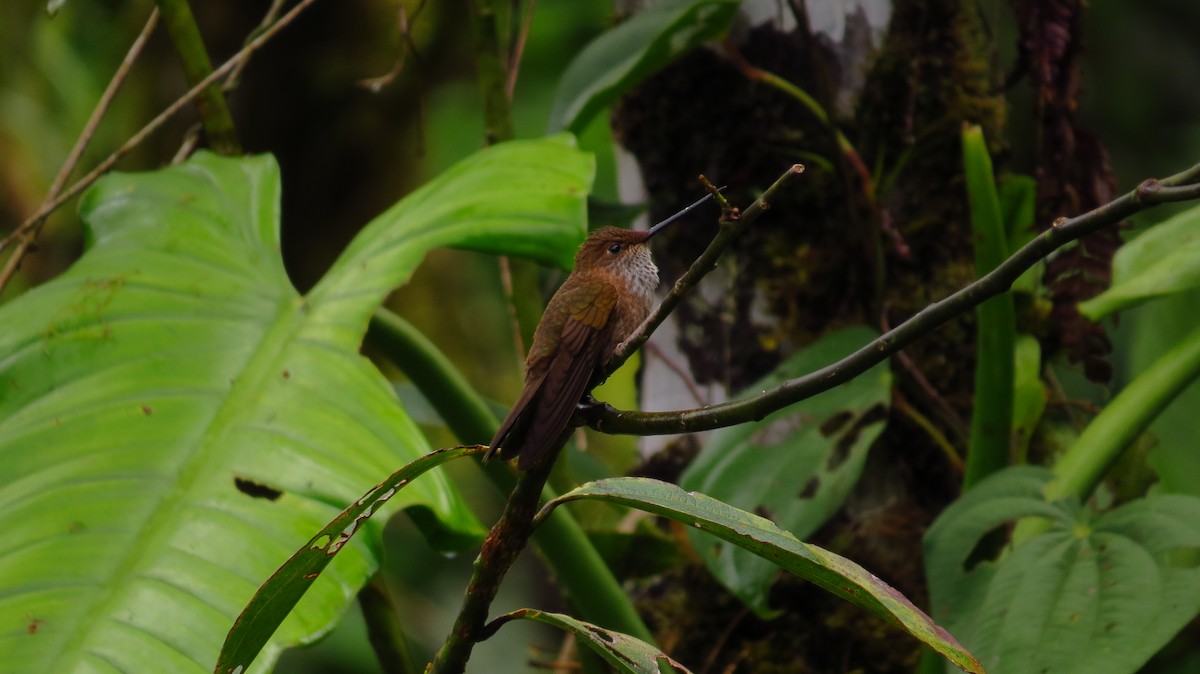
542 478 986 673
925 466 1200 674
216 445 483 674
962 125 1015 489
488 610 691 674
1079 203 1200 319
0 135 593 674
679 326 891 615
547 0 739 134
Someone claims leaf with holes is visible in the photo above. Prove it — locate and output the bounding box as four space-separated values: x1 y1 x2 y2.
0 135 593 674
679 326 891 615
542 478 985 673
216 445 482 673
488 609 691 674
547 0 739 134
924 466 1200 674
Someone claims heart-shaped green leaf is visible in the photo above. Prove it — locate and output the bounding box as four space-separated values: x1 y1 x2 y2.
0 135 593 674
679 325 891 615
541 478 985 673
547 0 739 134
925 466 1200 674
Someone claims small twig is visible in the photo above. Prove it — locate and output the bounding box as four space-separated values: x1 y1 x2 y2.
583 162 1200 436
171 123 203 164
644 341 709 406
505 0 537 98
698 605 749 674
358 3 415 92
604 165 806 378
881 305 969 444
893 393 964 474
497 255 527 365
1 0 321 265
224 0 288 92
356 1 430 154
0 8 159 294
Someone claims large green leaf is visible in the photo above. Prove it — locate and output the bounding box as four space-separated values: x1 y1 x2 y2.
541 478 986 673
678 325 891 615
487 610 691 674
1079 203 1200 319
925 466 1200 674
0 135 593 674
216 445 483 674
546 0 739 135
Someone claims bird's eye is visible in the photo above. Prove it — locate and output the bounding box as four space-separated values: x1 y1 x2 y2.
607 243 621 254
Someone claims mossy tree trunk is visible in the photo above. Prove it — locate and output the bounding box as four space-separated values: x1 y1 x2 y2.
611 1 1112 670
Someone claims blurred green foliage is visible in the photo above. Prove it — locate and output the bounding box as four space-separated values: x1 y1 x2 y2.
4 0 1200 672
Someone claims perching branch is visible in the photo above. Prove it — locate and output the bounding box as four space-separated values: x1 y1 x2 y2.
604 164 806 378
583 161 1200 436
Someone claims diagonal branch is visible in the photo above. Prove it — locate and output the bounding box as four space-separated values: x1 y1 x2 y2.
582 162 1200 436
0 8 160 294
1 0 322 263
603 164 806 379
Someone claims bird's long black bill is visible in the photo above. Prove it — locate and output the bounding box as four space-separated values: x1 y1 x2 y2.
646 186 726 239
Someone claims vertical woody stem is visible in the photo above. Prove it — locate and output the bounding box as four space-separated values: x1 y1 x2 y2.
428 459 555 674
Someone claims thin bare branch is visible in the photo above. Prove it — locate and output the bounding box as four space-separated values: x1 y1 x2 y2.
224 0 288 92
2 0 322 270
0 8 160 292
505 0 536 98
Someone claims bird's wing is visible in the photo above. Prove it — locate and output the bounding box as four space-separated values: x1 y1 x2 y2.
518 280 617 470
484 368 547 462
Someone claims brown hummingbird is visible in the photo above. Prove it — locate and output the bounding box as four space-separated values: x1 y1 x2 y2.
485 191 719 471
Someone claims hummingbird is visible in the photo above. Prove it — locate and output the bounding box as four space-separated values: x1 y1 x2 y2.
485 191 719 471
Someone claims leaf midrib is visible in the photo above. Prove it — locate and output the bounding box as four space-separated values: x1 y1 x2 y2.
50 290 310 673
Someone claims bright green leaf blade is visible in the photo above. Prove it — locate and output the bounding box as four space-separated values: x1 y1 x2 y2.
962 125 1015 489
546 0 739 134
925 466 1200 674
1079 203 1200 319
543 478 986 673
216 445 483 674
679 326 892 615
489 609 691 674
0 138 592 674
310 133 592 327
